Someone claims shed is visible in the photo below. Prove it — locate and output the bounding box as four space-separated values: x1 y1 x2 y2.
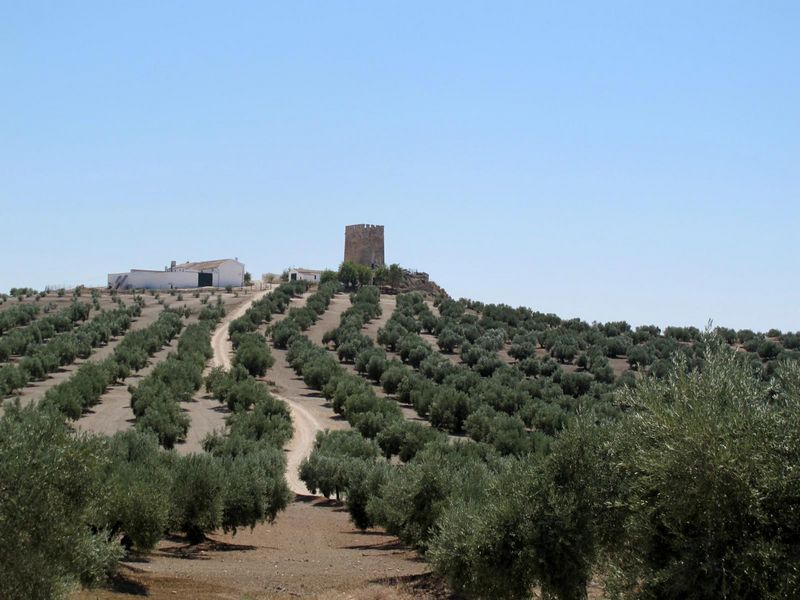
288 268 323 283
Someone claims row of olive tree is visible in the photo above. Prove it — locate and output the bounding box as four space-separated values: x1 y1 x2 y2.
0 302 142 398
297 342 800 599
41 309 184 420
0 302 41 335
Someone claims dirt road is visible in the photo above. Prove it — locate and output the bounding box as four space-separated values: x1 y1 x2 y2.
195 288 327 490
264 292 329 495
279 394 323 495
177 289 270 454
210 288 270 370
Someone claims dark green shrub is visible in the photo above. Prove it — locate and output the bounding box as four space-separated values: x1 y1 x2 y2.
272 319 302 349
376 419 445 462
233 333 274 377
220 449 291 534
757 339 781 360
224 377 271 412
0 404 122 598
380 363 408 394
169 454 225 543
104 430 172 551
299 430 379 499
601 348 800 599
430 386 474 433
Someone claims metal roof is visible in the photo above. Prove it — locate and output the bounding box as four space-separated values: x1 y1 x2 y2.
174 259 240 271
290 268 322 274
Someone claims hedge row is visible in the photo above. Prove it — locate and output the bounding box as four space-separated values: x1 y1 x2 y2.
270 280 342 348
295 342 800 600
370 294 624 448
0 301 93 358
319 285 382 362
129 317 216 448
1 292 294 595
280 287 440 460
0 303 143 398
437 296 800 381
0 302 41 335
227 281 309 344
40 309 185 420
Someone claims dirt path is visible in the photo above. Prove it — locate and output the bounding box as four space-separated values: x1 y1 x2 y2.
265 292 342 495
280 394 323 495
177 289 271 454
211 288 270 370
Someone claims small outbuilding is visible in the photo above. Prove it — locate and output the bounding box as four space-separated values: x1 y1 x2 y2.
287 268 323 283
108 258 245 290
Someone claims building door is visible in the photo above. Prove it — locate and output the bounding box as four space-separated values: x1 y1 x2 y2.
290 272 297 281
198 272 213 287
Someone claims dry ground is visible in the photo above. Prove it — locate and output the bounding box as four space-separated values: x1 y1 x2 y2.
75 496 446 600
74 287 447 600
73 290 258 440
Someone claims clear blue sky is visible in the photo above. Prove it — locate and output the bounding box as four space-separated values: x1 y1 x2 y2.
1 2 797 331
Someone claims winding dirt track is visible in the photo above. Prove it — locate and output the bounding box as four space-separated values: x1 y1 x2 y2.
202 287 325 492
279 395 322 494
210 288 269 370
178 289 271 454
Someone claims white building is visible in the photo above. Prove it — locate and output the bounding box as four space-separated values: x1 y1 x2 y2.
108 258 245 290
288 268 323 283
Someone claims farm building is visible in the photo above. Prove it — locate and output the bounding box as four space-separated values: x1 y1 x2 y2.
288 268 323 283
108 258 245 290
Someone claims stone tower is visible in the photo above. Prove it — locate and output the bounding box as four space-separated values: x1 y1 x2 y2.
344 224 385 267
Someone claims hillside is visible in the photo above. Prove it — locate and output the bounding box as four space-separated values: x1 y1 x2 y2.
1 277 798 600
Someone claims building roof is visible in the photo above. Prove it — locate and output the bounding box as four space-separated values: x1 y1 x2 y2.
290 268 323 275
174 259 240 271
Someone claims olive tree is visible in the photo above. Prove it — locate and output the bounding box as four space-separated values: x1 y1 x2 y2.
0 404 122 599
602 345 800 599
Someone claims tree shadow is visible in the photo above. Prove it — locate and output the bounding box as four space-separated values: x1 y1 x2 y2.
293 493 320 504
370 572 462 599
342 539 410 552
343 529 391 537
157 536 258 559
121 552 151 564
103 570 149 596
310 497 344 509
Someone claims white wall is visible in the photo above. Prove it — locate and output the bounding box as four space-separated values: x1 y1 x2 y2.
108 259 245 289
108 270 198 290
214 260 245 287
289 271 320 282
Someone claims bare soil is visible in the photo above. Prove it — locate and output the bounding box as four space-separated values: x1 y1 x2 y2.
74 497 444 600
267 292 350 493
10 297 163 407
75 291 258 439
176 288 272 454
74 287 446 600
